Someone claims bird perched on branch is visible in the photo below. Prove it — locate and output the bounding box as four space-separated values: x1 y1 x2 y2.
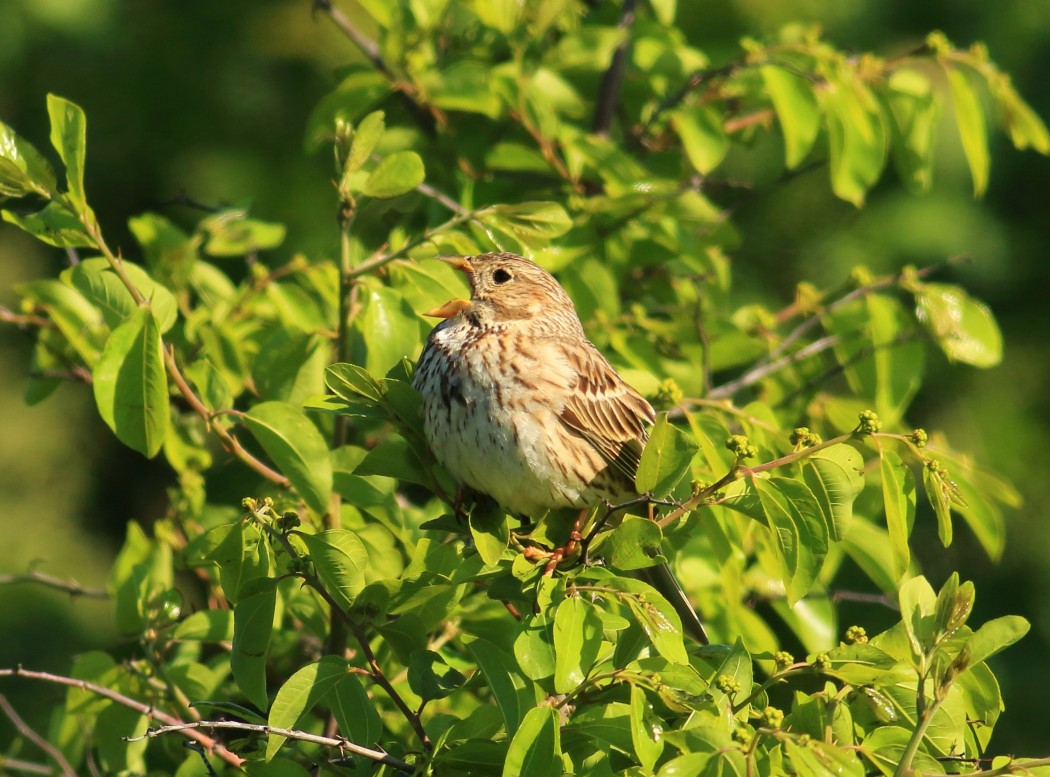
412 251 708 644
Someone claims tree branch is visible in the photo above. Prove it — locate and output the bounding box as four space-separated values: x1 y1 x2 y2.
592 0 638 136
706 334 841 400
128 719 415 775
0 694 77 777
0 570 109 599
0 668 243 769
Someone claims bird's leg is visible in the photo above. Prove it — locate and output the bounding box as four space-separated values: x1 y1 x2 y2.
541 508 587 576
452 485 468 521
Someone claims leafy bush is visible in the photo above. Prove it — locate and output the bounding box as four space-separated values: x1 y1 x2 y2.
1 2 1047 775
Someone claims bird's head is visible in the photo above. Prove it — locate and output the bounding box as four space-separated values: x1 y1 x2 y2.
424 252 581 331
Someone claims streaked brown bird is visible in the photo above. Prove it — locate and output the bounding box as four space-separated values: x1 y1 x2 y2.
412 251 708 644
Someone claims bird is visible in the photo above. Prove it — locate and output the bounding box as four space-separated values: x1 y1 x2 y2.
412 251 708 644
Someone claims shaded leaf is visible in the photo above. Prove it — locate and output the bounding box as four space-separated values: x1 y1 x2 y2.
803 443 864 541
752 476 829 604
266 656 349 760
880 449 915 581
636 413 698 497
362 151 425 198
231 578 277 711
3 200 96 247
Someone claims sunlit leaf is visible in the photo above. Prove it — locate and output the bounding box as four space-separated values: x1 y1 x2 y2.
243 401 333 516
915 283 1002 367
231 577 277 711
298 530 369 612
762 64 820 168
92 307 169 458
636 413 699 497
503 706 561 777
672 105 728 174
944 65 990 197
266 656 349 760
362 151 425 198
553 595 603 693
880 449 915 581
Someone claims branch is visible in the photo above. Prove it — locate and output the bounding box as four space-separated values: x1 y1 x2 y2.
0 694 77 777
312 0 440 134
0 668 243 768
706 334 841 400
349 209 475 280
591 0 638 136
0 570 108 599
128 720 415 775
0 757 52 775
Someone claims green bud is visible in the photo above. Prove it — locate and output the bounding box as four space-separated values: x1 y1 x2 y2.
910 428 928 448
726 435 758 460
654 378 684 409
715 674 741 696
857 410 882 434
761 706 784 729
774 650 795 670
813 652 832 670
845 625 868 644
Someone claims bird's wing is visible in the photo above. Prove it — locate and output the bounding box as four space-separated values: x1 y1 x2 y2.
558 342 655 482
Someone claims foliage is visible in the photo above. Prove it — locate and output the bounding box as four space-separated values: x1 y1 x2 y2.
0 2 1047 775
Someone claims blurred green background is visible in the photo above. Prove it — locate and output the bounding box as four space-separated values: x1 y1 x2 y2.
1 0 1047 754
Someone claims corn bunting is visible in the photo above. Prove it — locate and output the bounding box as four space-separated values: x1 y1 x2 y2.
412 251 708 643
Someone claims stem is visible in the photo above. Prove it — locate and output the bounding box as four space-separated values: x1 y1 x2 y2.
128 719 415 774
707 334 841 400
591 0 638 136
0 570 108 599
0 668 243 768
349 210 474 280
0 694 77 777
893 695 944 777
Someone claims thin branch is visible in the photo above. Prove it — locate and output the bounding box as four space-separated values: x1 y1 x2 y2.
0 757 52 775
128 720 415 775
592 0 638 136
29 367 93 384
0 305 49 329
312 0 440 134
164 347 291 488
0 667 243 768
349 210 475 280
0 571 109 599
0 694 77 777
415 180 469 216
706 334 841 400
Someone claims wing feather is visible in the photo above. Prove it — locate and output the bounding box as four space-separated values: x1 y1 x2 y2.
558 342 655 483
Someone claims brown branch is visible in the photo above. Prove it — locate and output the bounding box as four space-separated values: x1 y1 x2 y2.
0 694 77 777
349 210 475 280
128 720 415 774
0 667 244 768
0 571 109 599
313 0 440 134
706 334 841 400
0 757 52 775
592 0 638 136
0 305 50 329
723 108 775 134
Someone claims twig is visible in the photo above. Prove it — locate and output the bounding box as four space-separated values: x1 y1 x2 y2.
349 210 475 280
592 0 638 136
0 757 52 775
29 367 93 384
128 720 415 775
0 694 77 777
415 180 469 216
0 667 243 768
0 571 109 599
0 305 49 329
312 0 440 134
706 334 841 400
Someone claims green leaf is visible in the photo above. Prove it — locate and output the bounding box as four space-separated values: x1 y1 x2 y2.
325 671 382 746
824 72 887 206
945 65 990 197
231 577 277 711
514 612 557 682
960 616 1030 671
933 573 973 639
803 443 864 541
467 637 528 734
603 516 664 571
650 0 676 25
761 64 820 169
63 256 179 333
503 706 562 777
991 76 1050 154
299 530 368 613
915 283 1002 367
325 362 385 404
266 656 349 760
252 330 326 404
923 463 954 546
47 94 88 209
357 284 422 377
469 502 510 566
92 307 170 458
408 649 467 701
553 595 604 693
173 610 235 642
200 210 286 256
17 278 105 363
0 119 57 197
630 685 663 772
636 413 699 497
885 68 941 193
3 200 96 247
362 151 425 198
880 449 915 581
245 759 313 777
478 201 573 240
204 522 273 604
344 110 385 174
898 575 937 661
243 401 333 516
425 61 503 118
354 437 430 486
672 105 729 174
602 575 688 664
752 476 828 604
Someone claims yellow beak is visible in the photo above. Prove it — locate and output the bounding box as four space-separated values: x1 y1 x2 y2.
439 255 474 273
424 298 471 319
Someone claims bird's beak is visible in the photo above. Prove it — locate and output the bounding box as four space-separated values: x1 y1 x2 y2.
424 298 471 319
439 255 474 274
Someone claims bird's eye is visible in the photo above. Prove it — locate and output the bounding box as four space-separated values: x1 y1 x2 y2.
493 268 512 285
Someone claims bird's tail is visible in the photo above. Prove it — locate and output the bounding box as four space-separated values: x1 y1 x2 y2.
638 560 710 645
